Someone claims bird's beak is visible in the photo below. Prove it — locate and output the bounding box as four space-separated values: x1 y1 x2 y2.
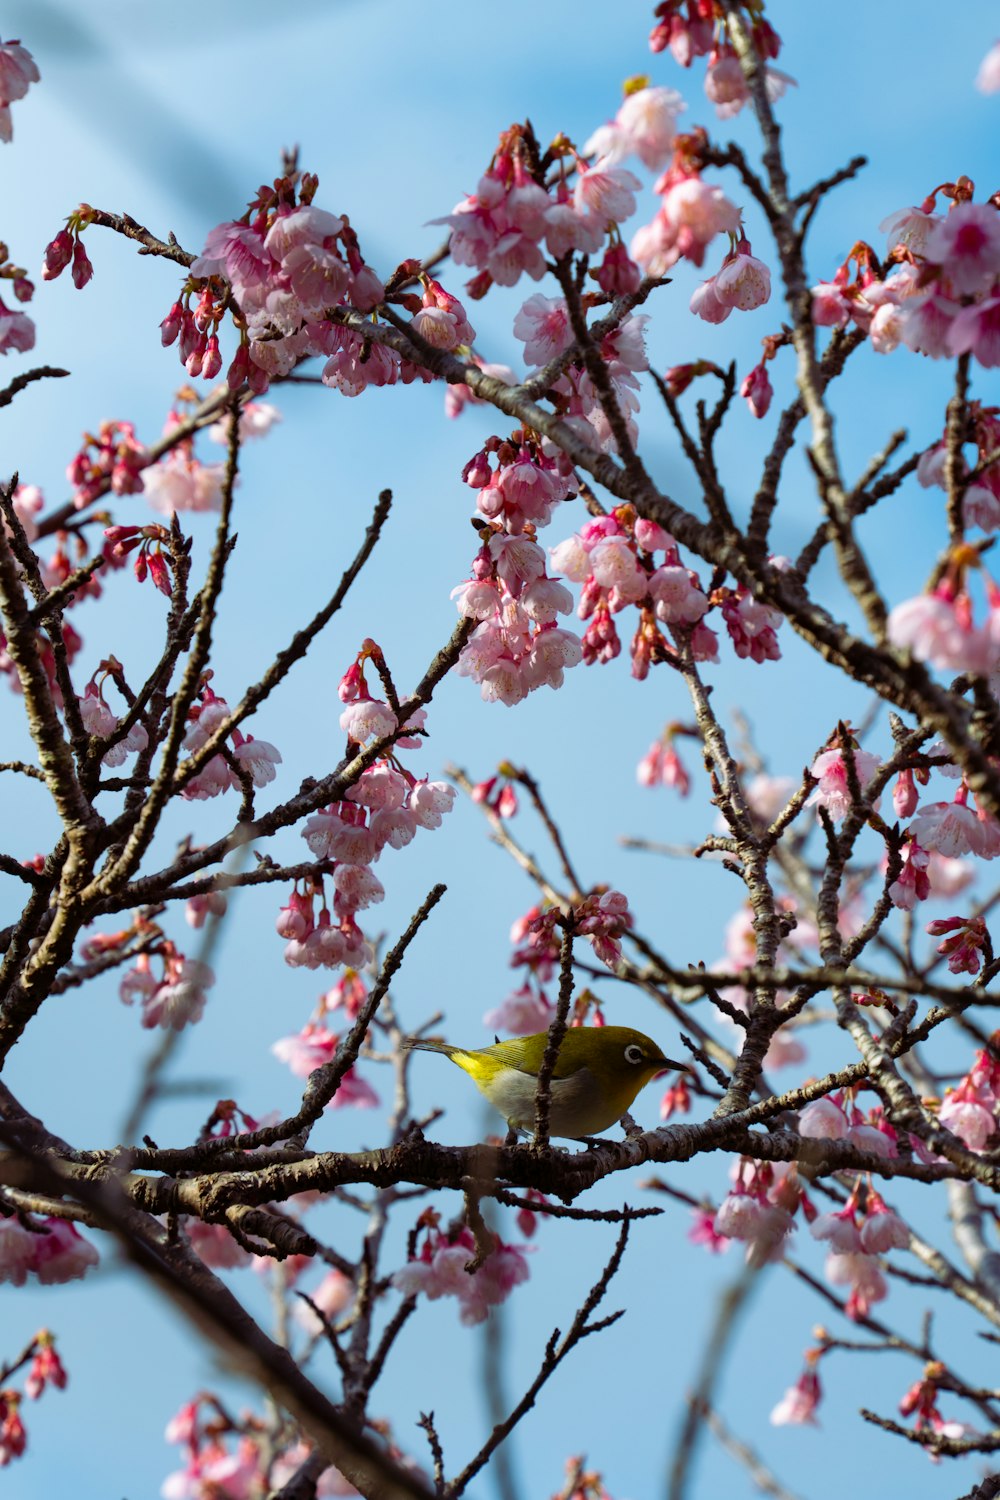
654 1056 693 1078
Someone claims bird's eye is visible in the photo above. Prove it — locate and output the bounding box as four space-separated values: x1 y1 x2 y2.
624 1043 644 1066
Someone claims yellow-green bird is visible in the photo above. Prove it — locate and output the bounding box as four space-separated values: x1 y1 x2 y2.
403 1025 686 1140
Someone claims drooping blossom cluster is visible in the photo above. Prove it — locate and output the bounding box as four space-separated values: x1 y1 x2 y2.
636 726 692 794
897 1364 979 1449
0 1331 67 1470
179 682 282 800
431 121 643 301
272 972 379 1111
770 1346 824 1427
143 416 228 516
915 403 1000 536
471 766 519 819
484 903 561 1036
0 38 39 143
711 1158 806 1267
162 1392 385 1499
706 1134 912 1320
935 1041 1000 1150
647 3 793 120
118 942 216 1031
0 1215 99 1287
45 173 456 404
485 901 616 1036
77 661 149 767
515 297 652 454
274 644 453 987
392 1214 531 1326
629 125 742 279
809 186 1000 369
0 239 35 354
452 423 589 704
67 419 148 507
550 506 782 680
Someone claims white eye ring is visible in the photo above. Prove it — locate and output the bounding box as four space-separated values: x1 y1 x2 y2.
624 1043 644 1066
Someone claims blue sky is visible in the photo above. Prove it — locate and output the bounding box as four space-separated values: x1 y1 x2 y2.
2 3 999 1497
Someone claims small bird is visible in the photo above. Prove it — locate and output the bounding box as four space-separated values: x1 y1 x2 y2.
403 1025 687 1140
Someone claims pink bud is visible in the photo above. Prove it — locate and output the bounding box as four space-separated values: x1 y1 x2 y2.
71 238 94 290
893 768 918 819
147 551 171 597
42 228 73 281
201 334 222 379
160 301 184 347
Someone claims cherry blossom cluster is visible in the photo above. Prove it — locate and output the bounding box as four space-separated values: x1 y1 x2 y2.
67 419 147 506
647 2 793 121
432 121 644 300
0 38 39 144
521 298 652 454
392 1213 531 1326
690 234 771 322
897 1364 978 1447
178 683 281 800
0 1214 99 1287
0 238 35 355
77 663 148 767
770 1346 824 1427
936 1039 1000 1150
272 972 379 1111
471 766 519 819
118 940 216 1031
142 416 227 516
162 1391 381 1498
811 186 1000 368
484 904 561 1036
709 1107 909 1316
550 505 781 679
886 542 1000 703
0 1331 67 1470
453 509 582 706
636 726 692 793
913 402 1000 539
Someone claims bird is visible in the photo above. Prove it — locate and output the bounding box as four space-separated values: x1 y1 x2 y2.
402 1025 688 1140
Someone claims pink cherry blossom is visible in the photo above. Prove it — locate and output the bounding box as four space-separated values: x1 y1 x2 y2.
770 1367 822 1426
807 746 881 821
295 1268 354 1332
825 1250 887 1319
715 241 771 310
909 798 988 858
0 39 39 142
946 296 1000 367
483 982 553 1035
977 39 1000 93
512 295 573 367
798 1096 849 1139
924 203 1000 295
31 1218 100 1284
339 698 397 744
573 157 640 227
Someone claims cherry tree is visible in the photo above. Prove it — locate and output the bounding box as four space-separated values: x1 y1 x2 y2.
1 5 1000 1499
